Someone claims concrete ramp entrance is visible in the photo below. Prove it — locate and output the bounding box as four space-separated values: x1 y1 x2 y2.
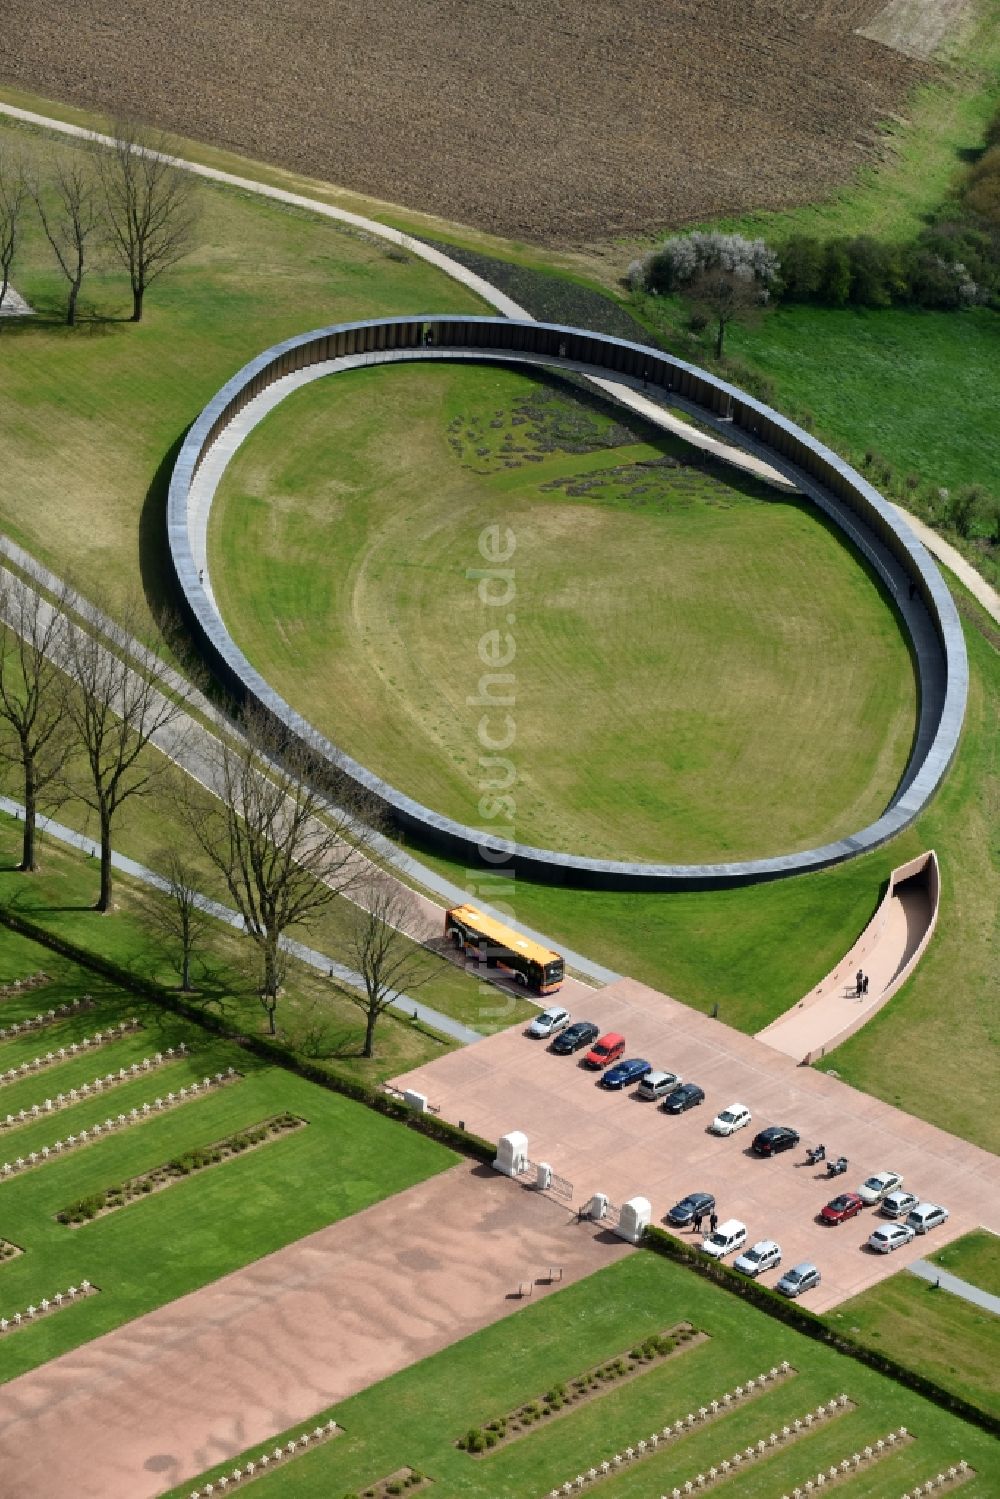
756 851 940 1064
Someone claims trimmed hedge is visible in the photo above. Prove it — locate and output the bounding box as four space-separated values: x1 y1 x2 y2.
0 905 497 1167
644 1227 1000 1438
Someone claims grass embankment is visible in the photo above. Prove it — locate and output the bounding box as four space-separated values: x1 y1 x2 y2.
165 1251 1000 1498
210 361 916 864
0 112 483 634
411 596 1000 1152
830 1233 1000 1420
0 927 455 1383
930 1232 1000 1298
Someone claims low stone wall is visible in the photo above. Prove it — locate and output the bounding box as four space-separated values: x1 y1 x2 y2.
167 317 968 890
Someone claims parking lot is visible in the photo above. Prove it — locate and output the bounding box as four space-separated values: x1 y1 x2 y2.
392 977 1000 1312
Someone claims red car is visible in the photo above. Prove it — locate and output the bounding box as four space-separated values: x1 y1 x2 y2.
582 1032 626 1070
820 1191 864 1226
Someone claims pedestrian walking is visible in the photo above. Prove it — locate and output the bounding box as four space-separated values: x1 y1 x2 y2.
855 970 864 997
862 973 870 995
709 1211 719 1234
692 1211 704 1234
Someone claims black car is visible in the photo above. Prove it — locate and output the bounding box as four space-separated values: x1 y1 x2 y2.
751 1125 800 1156
666 1191 715 1227
662 1082 705 1114
551 1020 600 1055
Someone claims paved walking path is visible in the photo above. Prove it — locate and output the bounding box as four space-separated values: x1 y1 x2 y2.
4 98 996 633
756 854 937 1063
908 1258 1000 1316
0 795 484 1046
0 1161 630 1499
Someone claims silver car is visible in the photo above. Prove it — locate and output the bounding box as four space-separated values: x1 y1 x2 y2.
906 1202 950 1236
776 1262 821 1298
527 1005 571 1039
867 1223 916 1254
733 1238 781 1278
881 1190 919 1220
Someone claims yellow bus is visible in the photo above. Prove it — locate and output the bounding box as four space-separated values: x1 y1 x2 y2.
444 905 564 995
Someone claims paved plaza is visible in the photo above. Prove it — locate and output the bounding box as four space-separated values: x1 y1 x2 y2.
393 977 1000 1312
0 1162 628 1499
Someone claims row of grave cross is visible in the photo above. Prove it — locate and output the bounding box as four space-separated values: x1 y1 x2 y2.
187 1421 340 1495
3 1049 186 1128
1 1068 237 1177
0 994 95 1040
1 1019 141 1082
0 1281 94 1333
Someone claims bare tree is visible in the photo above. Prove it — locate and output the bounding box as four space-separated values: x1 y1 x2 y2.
0 572 73 871
62 599 190 911
0 147 28 311
686 267 767 359
141 845 214 991
334 873 436 1058
185 705 375 1035
32 151 102 326
98 123 198 322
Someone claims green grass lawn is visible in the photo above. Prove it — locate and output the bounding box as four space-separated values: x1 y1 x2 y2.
728 304 1000 493
0 113 483 634
209 361 916 865
829 1250 1000 1420
410 595 1000 1152
164 1251 1000 1498
0 929 456 1383
929 1231 1000 1299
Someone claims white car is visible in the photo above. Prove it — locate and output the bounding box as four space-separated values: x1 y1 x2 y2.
733 1239 781 1278
906 1202 950 1236
858 1170 904 1205
867 1223 916 1254
528 1005 571 1039
701 1219 747 1259
710 1103 752 1136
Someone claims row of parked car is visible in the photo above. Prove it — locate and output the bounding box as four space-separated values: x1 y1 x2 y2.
527 1007 951 1294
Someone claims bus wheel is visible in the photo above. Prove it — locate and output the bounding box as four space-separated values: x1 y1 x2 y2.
515 972 526 987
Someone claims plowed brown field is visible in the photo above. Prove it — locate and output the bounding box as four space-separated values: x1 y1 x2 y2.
0 1 931 245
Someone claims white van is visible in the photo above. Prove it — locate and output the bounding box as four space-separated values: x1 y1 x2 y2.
701 1219 747 1259
637 1069 681 1101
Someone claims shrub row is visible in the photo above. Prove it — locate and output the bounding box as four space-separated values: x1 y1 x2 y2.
457 1323 698 1450
643 1228 1000 1438
55 1113 303 1224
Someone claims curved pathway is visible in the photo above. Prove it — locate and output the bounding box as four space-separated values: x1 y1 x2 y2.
170 321 966 889
1 98 995 631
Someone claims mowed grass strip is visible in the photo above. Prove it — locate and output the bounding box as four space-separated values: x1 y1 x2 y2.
0 934 455 1384
928 1232 1000 1301
0 114 483 632
829 1257 1000 1421
164 1252 1000 1498
209 361 916 864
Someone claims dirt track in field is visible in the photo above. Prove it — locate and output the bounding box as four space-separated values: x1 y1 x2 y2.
0 1 932 245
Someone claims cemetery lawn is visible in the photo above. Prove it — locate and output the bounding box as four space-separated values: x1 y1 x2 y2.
167 1250 1000 1498
0 930 456 1383
828 1248 1000 1420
